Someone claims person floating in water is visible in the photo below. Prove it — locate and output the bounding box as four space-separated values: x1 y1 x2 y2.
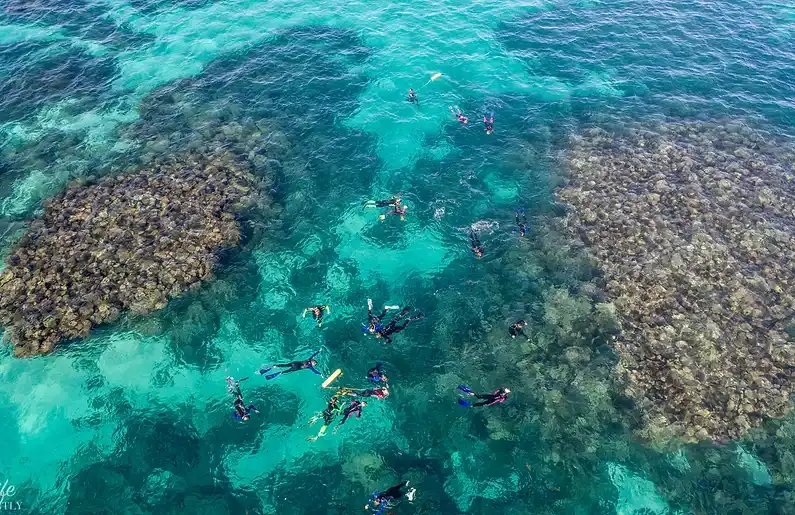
367 362 388 383
457 385 510 407
365 481 417 514
364 196 408 221
307 395 342 441
509 319 530 340
470 231 484 258
227 377 258 421
449 106 468 124
302 305 330 327
515 208 528 237
382 202 408 221
343 385 390 399
407 88 418 104
363 299 395 334
259 349 322 380
484 112 494 134
375 307 424 344
364 196 401 209
334 399 367 432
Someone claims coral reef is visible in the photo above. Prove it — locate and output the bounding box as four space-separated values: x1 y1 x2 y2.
0 152 262 356
557 120 795 442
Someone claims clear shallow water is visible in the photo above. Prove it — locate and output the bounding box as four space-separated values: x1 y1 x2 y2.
0 0 794 513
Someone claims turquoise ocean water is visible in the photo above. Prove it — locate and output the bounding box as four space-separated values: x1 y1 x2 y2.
1 0 794 513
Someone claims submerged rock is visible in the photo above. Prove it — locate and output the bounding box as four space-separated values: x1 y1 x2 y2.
557 120 795 442
0 152 262 356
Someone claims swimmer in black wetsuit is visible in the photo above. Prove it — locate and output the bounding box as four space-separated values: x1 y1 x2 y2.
515 208 528 237
470 231 484 258
227 377 258 421
458 385 511 407
408 88 418 104
259 349 322 380
509 319 530 340
334 400 367 432
375 307 424 344
307 395 342 441
365 481 417 513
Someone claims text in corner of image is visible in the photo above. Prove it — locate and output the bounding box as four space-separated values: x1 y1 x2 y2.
0 479 22 511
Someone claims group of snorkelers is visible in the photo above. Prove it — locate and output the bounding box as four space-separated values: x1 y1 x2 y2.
225 189 528 512
408 88 494 135
307 361 391 441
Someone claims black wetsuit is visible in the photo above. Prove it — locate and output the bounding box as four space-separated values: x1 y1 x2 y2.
339 400 365 426
374 197 400 208
509 320 529 340
232 384 256 419
323 397 341 425
262 349 322 379
516 211 528 236
376 308 423 344
470 231 484 257
308 306 327 325
374 481 410 504
408 90 418 104
472 389 509 407
367 306 388 332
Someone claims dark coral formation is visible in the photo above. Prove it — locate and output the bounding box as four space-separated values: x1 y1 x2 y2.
558 120 795 442
0 152 261 356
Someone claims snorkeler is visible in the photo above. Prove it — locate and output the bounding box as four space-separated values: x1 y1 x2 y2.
258 349 322 380
457 385 511 407
367 362 388 383
382 202 408 221
227 377 259 421
509 319 530 340
484 112 494 134
346 385 390 399
408 88 418 104
307 395 342 441
449 106 468 124
364 196 401 209
365 481 417 514
470 231 484 258
363 299 396 334
515 208 528 237
335 399 367 431
375 307 424 344
302 305 330 327
364 196 408 220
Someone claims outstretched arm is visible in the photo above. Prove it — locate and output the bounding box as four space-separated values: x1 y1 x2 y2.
307 363 322 375
309 348 322 360
302 308 309 318
324 305 331 314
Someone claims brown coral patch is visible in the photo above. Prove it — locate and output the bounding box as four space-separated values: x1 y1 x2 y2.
557 121 795 442
0 152 261 356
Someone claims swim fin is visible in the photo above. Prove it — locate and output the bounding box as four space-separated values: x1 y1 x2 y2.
458 399 472 407
265 371 282 380
457 384 473 394
259 366 274 375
